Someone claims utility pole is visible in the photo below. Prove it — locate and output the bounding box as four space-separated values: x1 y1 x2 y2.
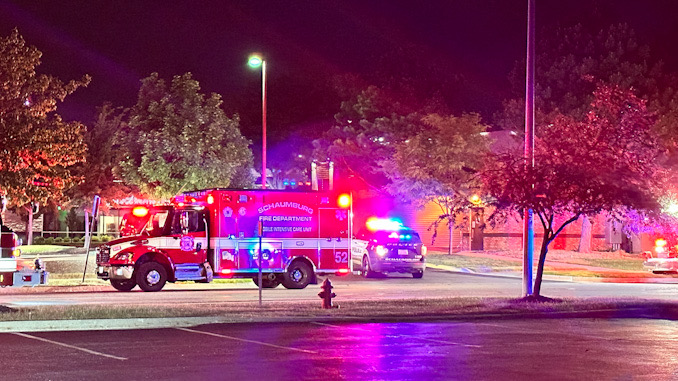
522 0 535 297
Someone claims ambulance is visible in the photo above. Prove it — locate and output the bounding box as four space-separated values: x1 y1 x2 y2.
96 189 352 291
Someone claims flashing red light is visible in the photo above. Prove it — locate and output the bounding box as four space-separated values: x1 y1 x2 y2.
656 238 668 247
131 206 149 217
177 202 185 207
221 269 232 274
337 269 350 274
338 194 351 208
207 194 215 205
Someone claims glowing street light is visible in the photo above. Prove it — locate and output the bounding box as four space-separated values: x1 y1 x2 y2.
248 53 267 189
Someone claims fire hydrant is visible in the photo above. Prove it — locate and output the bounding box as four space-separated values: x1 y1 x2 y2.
318 278 337 309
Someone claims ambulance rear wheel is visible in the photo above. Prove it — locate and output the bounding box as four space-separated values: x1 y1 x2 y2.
282 262 312 289
252 277 280 288
110 279 136 291
136 262 167 292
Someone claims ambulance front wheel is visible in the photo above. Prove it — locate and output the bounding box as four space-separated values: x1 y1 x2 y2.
136 262 167 292
282 261 312 289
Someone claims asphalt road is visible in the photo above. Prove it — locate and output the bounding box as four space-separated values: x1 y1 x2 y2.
2 318 677 380
3 269 678 308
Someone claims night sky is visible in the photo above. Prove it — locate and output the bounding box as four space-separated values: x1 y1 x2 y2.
2 0 678 157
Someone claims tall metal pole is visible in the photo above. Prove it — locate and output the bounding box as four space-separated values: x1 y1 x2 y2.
522 0 535 297
261 60 267 189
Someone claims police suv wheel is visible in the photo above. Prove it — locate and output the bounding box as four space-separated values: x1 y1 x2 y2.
136 262 167 292
110 279 136 291
412 270 424 279
362 256 377 278
282 261 312 289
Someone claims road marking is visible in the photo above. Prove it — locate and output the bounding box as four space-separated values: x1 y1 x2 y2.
12 332 127 361
176 327 317 354
310 322 482 348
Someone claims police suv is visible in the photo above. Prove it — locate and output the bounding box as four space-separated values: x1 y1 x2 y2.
351 218 426 278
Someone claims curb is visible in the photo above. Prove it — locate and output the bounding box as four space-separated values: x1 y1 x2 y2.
2 306 678 333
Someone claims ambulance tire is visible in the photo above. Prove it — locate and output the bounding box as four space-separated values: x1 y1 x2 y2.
252 277 280 288
412 270 424 279
362 256 378 278
282 261 312 289
136 262 167 292
110 279 136 291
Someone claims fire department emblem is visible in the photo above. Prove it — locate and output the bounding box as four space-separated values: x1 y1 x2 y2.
180 235 194 251
223 207 233 218
238 207 247 216
336 210 347 221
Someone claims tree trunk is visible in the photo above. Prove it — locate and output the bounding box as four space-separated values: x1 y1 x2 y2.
577 215 592 253
448 219 455 255
533 234 550 296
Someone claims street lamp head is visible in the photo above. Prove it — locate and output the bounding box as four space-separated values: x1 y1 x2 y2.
248 54 263 68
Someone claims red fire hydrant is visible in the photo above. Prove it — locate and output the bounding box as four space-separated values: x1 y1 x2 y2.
318 278 337 309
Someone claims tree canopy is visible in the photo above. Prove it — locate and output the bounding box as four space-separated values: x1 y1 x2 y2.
484 83 662 296
0 29 90 215
117 73 253 199
384 113 490 247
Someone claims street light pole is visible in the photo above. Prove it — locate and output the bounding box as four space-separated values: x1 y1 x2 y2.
248 54 267 189
522 0 535 297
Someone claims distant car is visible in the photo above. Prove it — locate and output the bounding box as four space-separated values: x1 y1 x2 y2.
643 237 678 274
351 221 426 278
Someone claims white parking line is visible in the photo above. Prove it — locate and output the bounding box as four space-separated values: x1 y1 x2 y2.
12 333 127 361
311 322 482 348
176 327 318 354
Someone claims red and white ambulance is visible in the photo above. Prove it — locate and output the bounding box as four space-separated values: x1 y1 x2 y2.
96 189 352 291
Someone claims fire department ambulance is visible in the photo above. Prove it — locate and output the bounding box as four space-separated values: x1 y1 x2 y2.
96 189 352 291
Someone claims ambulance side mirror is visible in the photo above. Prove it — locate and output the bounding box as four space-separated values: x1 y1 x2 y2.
180 212 189 235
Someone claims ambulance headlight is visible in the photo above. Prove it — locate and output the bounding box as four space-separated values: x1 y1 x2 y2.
376 245 388 257
114 253 133 262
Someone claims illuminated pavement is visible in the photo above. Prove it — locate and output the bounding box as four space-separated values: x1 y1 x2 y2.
1 318 677 380
3 269 678 307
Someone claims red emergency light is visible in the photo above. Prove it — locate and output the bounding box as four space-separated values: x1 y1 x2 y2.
132 206 149 217
338 194 351 208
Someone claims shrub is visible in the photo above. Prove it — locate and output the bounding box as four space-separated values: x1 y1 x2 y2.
53 237 64 243
33 236 45 244
44 237 55 244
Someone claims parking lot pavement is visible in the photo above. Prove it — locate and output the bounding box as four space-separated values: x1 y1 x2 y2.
2 319 677 380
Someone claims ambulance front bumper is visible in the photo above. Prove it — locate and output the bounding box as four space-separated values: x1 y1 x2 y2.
97 265 134 280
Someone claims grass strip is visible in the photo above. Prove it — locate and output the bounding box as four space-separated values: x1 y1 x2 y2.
1 297 677 322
